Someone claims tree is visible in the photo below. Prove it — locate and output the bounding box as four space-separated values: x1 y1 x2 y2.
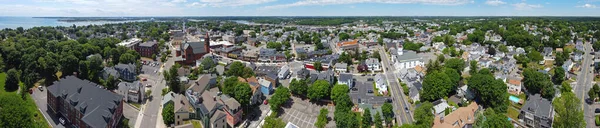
0 94 34 128
119 53 137 64
553 92 586 127
105 74 119 90
374 111 383 128
233 83 252 109
498 44 508 53
162 102 174 125
334 110 359 128
201 57 215 70
289 79 308 96
269 86 291 111
163 66 181 93
226 61 252 78
362 109 372 128
553 67 565 84
308 80 331 101
372 52 381 61
60 55 79 75
331 84 349 104
479 109 512 128
420 71 455 101
560 81 572 93
381 102 394 126
413 102 434 128
589 84 600 100
444 68 460 85
5 68 19 91
315 108 329 128
527 50 544 62
223 77 239 96
339 33 350 41
523 68 555 99
444 58 466 73
469 60 478 74
468 72 509 113
314 61 323 72
263 115 286 128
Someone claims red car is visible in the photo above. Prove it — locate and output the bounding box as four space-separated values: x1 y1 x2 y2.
263 100 268 105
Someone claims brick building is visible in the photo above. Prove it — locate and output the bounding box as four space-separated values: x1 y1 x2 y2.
138 41 158 57
176 33 210 65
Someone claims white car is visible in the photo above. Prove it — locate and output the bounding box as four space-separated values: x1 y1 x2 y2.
146 84 152 87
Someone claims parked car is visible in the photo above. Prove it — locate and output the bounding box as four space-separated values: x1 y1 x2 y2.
38 86 43 91
263 100 268 105
367 90 373 93
146 84 152 87
367 78 374 81
595 108 600 113
404 107 409 113
386 98 392 103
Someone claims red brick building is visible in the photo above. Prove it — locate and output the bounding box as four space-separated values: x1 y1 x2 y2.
176 33 210 65
138 41 158 57
47 76 123 128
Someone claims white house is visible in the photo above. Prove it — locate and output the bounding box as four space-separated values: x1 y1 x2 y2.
334 63 348 73
375 74 388 95
366 58 382 72
507 78 522 95
116 81 145 103
338 73 354 88
278 65 290 79
392 47 424 70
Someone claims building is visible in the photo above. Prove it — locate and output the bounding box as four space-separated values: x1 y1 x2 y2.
392 47 424 70
336 39 359 52
47 76 123 128
278 65 290 79
432 99 450 115
334 63 348 73
116 81 145 103
114 63 137 81
185 86 243 128
520 94 554 128
374 74 387 95
138 40 158 57
174 94 193 126
259 78 273 95
507 78 522 95
171 31 185 46
366 58 382 71
432 102 480 128
176 33 210 65
117 38 142 50
338 73 354 89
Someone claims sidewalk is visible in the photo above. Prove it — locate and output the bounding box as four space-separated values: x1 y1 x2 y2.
134 101 147 128
156 105 166 128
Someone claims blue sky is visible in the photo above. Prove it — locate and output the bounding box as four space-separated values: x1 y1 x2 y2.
0 0 598 16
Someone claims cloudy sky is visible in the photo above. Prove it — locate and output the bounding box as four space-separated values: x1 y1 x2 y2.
0 0 598 16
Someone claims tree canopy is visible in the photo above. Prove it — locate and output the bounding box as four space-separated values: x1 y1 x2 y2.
0 93 35 128
308 80 331 101
553 92 586 127
468 71 509 113
269 86 291 111
413 101 434 128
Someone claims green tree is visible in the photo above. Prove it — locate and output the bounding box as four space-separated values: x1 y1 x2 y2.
413 102 434 128
5 68 19 91
269 86 291 111
234 83 252 109
226 61 253 78
60 55 79 75
163 66 181 93
201 57 215 70
0 93 34 128
527 50 544 62
553 67 565 84
162 102 174 125
374 111 383 128
315 108 329 128
480 109 512 128
362 109 372 128
523 68 555 99
469 60 478 74
263 115 286 128
339 33 350 40
421 71 455 101
119 53 137 64
331 84 349 104
314 61 323 72
589 84 600 100
381 102 394 126
553 92 586 127
444 58 466 72
222 77 239 96
105 74 119 90
289 79 308 96
498 44 508 53
468 72 509 112
308 80 331 101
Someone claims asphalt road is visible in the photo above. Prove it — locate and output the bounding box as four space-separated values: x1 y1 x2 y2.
378 47 414 125
575 41 596 128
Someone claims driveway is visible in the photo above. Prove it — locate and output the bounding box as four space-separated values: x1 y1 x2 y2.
31 86 65 128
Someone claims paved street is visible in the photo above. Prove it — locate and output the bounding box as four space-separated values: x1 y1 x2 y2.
378 48 413 125
575 40 596 128
31 86 65 128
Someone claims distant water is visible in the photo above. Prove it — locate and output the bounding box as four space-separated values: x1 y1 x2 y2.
0 17 145 29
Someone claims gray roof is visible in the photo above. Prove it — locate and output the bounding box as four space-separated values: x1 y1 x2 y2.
162 92 176 106
115 63 136 73
103 67 120 78
521 94 553 119
365 58 380 66
338 73 353 82
395 51 422 62
47 76 123 128
210 110 227 128
183 41 207 54
334 63 347 69
139 41 157 47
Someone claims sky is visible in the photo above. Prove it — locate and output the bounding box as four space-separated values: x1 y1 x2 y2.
0 0 599 17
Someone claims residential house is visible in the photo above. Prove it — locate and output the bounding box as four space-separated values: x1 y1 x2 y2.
278 65 290 79
174 94 193 126
366 58 382 72
116 81 145 103
520 94 554 128
334 63 348 73
185 87 243 128
114 63 137 81
574 52 583 62
563 60 574 73
432 99 451 115
542 47 553 59
47 76 123 128
507 78 523 95
375 74 387 95
336 39 359 52
457 85 474 100
138 40 158 57
259 78 273 95
432 102 480 128
338 73 354 89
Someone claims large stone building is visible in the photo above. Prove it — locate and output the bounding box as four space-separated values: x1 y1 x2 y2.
47 76 123 128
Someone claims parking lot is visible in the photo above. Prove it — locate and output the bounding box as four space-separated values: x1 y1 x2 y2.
349 80 391 105
280 97 336 128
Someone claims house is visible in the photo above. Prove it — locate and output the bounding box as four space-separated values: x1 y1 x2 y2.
576 40 584 52
292 68 310 80
116 81 145 103
375 74 387 95
47 76 123 128
138 40 158 57
114 63 137 81
574 52 583 61
507 78 522 95
520 94 554 128
457 85 474 100
259 78 273 95
562 60 574 72
432 102 480 128
409 82 423 102
278 65 290 79
185 87 243 128
334 63 348 73
338 73 354 88
102 67 120 80
171 31 185 46
392 47 424 70
239 76 263 105
366 58 382 71
162 92 176 107
174 94 193 126
336 39 359 52
432 99 451 115
542 47 553 58
175 33 210 65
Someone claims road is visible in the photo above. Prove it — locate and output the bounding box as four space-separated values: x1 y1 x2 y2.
576 40 596 128
378 47 414 125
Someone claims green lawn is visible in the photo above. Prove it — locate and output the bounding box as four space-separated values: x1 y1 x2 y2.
0 72 49 128
191 120 203 128
506 107 520 121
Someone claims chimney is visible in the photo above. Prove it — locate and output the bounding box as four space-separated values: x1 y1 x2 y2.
205 32 210 53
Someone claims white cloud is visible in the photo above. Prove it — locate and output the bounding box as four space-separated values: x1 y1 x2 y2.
199 0 276 7
484 0 506 6
263 0 473 9
187 2 208 7
576 4 597 8
512 2 542 10
171 0 187 3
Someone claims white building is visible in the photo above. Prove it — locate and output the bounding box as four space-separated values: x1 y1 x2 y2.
392 47 424 70
334 63 348 73
366 58 382 72
116 81 145 103
278 65 290 79
375 74 387 95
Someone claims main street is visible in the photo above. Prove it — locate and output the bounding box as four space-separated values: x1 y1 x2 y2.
576 40 596 128
378 47 414 125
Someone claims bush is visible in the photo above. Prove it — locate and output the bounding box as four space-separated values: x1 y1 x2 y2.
596 115 600 126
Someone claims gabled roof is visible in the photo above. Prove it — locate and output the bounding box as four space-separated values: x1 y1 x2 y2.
115 63 136 73
521 94 553 119
183 41 207 54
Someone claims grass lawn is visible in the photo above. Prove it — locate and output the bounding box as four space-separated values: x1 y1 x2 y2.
0 72 49 128
507 107 520 121
191 120 203 128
